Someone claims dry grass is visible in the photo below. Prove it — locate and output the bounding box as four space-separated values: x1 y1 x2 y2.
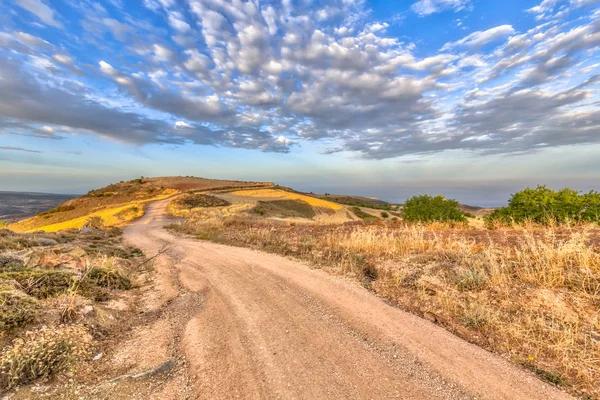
0 284 38 331
0 325 91 388
0 228 146 390
11 198 160 233
171 218 600 398
231 189 344 210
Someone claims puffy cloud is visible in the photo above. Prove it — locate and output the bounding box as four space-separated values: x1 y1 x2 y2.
167 11 191 32
2 0 599 160
0 60 292 153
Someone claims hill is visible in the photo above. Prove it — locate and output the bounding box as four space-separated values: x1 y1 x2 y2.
8 177 273 232
313 194 395 210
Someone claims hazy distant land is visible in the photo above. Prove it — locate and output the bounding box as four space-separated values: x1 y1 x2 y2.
0 191 76 223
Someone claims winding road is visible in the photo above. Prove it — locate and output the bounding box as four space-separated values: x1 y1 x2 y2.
119 199 572 400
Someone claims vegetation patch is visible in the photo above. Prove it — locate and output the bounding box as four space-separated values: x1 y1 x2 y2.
87 267 132 290
177 193 230 208
351 207 379 221
0 285 38 330
0 325 91 389
0 256 25 272
253 200 316 219
316 195 394 210
36 205 76 216
0 270 75 299
402 195 468 224
487 186 600 227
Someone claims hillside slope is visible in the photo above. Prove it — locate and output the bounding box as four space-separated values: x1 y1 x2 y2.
9 177 273 232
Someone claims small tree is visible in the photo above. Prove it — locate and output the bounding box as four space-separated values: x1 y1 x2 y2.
402 195 467 223
486 186 600 226
380 211 389 219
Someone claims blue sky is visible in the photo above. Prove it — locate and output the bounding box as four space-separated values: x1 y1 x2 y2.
0 0 599 206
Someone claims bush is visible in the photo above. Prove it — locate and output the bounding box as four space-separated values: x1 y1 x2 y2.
0 256 24 272
0 325 91 388
87 267 132 290
0 285 38 330
84 216 105 230
0 270 75 299
486 186 600 226
380 211 389 219
402 195 467 223
351 207 379 221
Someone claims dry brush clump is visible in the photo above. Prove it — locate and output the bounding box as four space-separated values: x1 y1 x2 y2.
0 228 146 391
0 284 38 331
171 218 600 398
0 325 92 389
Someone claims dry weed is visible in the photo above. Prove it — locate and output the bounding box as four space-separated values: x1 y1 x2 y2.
0 325 92 388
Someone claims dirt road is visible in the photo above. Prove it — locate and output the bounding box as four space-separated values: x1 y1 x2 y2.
116 199 572 400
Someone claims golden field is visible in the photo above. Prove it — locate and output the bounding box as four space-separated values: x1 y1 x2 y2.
230 189 344 210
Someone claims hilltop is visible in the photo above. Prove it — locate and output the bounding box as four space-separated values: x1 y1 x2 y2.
8 177 273 233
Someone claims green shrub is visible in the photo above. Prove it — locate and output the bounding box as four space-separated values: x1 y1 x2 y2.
380 211 389 219
402 195 467 223
486 186 600 226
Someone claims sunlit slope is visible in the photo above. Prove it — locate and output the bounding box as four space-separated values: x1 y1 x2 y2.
230 189 344 210
9 176 273 232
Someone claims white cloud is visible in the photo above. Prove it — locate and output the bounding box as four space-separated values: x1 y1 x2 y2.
98 61 117 76
411 0 472 16
168 11 191 32
527 0 600 19
443 25 515 49
175 121 192 128
13 31 50 47
15 0 63 28
153 44 175 62
52 54 73 65
3 0 600 158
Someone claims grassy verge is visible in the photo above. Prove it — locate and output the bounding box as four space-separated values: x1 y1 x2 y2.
170 218 600 399
0 227 147 391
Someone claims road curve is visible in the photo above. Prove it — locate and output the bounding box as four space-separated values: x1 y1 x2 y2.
123 199 572 400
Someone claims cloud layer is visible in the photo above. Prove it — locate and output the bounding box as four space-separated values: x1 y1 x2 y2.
1 0 599 159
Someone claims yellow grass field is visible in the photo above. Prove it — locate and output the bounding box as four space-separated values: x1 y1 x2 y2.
230 189 343 210
12 193 176 233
